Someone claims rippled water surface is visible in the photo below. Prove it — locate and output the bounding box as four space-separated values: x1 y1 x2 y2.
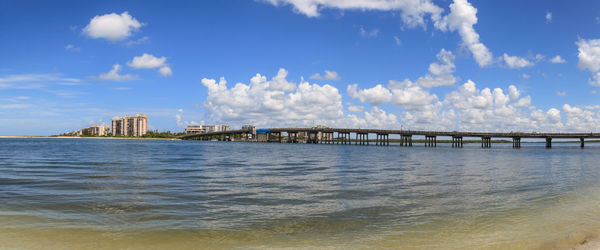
2 138 600 249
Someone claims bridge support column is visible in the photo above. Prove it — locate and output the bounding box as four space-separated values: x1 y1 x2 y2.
512 137 521 148
425 136 436 147
400 134 412 147
452 136 463 148
481 137 491 148
581 137 585 148
546 137 552 148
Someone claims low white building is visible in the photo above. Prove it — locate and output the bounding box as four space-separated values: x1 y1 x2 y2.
185 125 230 134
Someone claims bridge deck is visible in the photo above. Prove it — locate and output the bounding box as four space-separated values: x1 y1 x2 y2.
180 127 600 140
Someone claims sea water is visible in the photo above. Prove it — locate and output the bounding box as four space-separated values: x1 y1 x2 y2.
1 138 600 249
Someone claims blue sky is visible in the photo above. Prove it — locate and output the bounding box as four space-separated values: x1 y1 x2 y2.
2 0 600 135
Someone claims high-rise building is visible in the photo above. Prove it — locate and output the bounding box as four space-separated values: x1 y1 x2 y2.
112 114 148 136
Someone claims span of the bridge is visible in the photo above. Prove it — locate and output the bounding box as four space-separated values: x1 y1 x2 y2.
179 127 600 148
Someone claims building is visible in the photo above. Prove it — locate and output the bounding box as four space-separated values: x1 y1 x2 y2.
203 125 229 133
185 125 204 135
83 124 110 136
185 124 230 134
112 114 148 137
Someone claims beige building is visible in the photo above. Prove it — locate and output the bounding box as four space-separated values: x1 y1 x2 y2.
112 114 148 136
185 125 204 135
83 124 110 136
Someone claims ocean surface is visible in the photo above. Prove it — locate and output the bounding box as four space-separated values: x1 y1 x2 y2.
1 138 600 249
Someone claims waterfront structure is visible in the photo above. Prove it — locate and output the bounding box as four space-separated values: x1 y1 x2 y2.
185 125 231 135
180 127 600 149
203 125 229 133
185 125 204 135
111 114 148 137
83 125 110 136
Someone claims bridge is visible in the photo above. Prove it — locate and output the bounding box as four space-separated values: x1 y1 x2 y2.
179 127 600 148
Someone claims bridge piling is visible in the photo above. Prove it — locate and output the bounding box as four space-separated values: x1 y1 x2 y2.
581 137 585 148
546 137 552 148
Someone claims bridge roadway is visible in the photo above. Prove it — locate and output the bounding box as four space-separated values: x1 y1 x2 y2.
180 127 600 148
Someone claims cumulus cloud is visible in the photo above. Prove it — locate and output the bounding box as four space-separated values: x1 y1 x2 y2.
416 48 458 88
202 69 345 127
198 69 600 132
556 91 567 96
550 55 566 63
436 0 493 67
347 83 392 106
503 53 534 69
83 12 143 42
347 104 364 112
98 64 137 81
545 12 552 23
127 53 172 76
388 79 438 110
576 38 600 86
263 0 444 28
265 0 499 68
310 70 341 81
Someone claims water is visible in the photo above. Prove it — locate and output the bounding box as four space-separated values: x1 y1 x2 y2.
1 138 600 249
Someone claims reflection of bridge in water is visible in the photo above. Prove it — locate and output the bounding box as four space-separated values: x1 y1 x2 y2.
179 127 600 148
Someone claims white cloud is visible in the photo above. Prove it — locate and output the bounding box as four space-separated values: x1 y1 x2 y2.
545 12 552 23
176 108 199 127
310 70 341 81
201 69 346 127
394 36 402 46
263 0 444 28
503 53 534 69
98 64 137 81
556 91 567 96
0 73 79 89
550 55 566 63
64 44 80 52
577 38 600 86
83 12 143 42
266 0 497 68
388 79 438 110
347 104 364 112
253 68 296 92
416 48 458 88
159 66 173 77
360 26 379 38
127 53 172 76
521 73 531 79
436 0 493 67
347 83 392 106
508 85 520 100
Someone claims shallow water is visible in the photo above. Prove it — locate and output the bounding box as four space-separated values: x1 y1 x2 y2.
1 138 600 249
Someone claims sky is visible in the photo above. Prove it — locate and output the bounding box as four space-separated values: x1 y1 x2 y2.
2 0 600 135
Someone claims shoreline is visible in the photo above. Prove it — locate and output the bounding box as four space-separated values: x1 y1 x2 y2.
0 136 180 140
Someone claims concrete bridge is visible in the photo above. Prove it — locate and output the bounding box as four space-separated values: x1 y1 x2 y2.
179 127 600 148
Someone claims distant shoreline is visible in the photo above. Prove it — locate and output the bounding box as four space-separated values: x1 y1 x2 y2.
0 136 180 140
